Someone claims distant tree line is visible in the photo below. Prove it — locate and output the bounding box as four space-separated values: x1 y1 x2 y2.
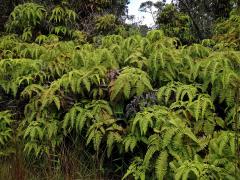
0 0 129 33
140 0 240 43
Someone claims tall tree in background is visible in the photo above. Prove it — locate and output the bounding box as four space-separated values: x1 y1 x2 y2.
173 0 236 39
140 0 238 42
139 0 166 25
140 1 195 43
156 4 195 44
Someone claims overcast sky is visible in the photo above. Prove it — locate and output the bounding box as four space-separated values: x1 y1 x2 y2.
128 0 171 26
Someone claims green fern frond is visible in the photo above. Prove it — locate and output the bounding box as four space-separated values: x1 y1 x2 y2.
122 157 146 180
157 82 199 105
155 150 168 180
123 135 139 152
0 111 14 148
110 67 152 101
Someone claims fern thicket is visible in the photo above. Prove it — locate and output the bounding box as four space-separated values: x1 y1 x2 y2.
0 28 240 179
5 2 83 42
213 9 240 50
0 111 14 157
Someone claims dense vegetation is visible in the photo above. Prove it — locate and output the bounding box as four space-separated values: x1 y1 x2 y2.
0 1 240 180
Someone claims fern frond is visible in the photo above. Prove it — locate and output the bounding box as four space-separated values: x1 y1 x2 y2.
155 150 168 180
110 67 152 101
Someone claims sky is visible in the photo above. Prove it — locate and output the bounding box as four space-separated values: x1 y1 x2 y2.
128 0 171 26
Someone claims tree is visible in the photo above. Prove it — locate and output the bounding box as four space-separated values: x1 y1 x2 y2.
174 0 236 39
139 0 166 25
156 4 195 44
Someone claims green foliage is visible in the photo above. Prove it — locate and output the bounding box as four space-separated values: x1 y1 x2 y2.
0 58 42 96
186 44 210 58
155 150 168 180
122 157 146 180
110 67 153 101
23 117 61 157
0 22 240 179
0 111 14 157
6 3 46 33
63 100 113 134
156 4 195 44
173 156 223 180
96 14 117 33
214 9 240 50
62 100 123 157
5 2 79 41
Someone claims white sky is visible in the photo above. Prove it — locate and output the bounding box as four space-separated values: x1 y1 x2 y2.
128 0 171 26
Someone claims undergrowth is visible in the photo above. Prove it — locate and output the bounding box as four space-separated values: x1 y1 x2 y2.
0 2 240 180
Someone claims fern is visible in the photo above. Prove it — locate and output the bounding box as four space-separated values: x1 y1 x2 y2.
157 82 199 105
110 67 153 101
0 58 42 96
199 51 240 106
185 44 210 59
22 117 61 157
155 150 168 180
59 66 107 97
213 10 240 50
187 94 215 121
123 134 141 153
146 30 165 43
156 82 220 135
148 48 181 83
86 118 123 156
95 14 117 32
6 3 46 32
63 100 123 156
50 6 65 23
127 104 203 179
62 100 113 134
174 156 222 180
208 131 239 159
0 111 14 157
1 23 240 179
122 157 146 180
124 51 148 70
